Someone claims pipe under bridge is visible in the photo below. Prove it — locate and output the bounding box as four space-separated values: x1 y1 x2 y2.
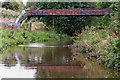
4 8 111 28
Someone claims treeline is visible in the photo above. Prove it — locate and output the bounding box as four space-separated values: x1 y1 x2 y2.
27 2 119 35
2 1 24 11
2 2 119 35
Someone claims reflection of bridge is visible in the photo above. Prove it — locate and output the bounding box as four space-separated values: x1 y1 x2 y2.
26 65 82 72
5 9 111 28
25 59 82 72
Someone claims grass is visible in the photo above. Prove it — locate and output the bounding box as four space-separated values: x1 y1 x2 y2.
0 29 71 51
1 13 18 19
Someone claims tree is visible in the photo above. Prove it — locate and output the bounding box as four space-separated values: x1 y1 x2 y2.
2 1 24 11
25 2 37 10
96 2 120 30
35 2 96 35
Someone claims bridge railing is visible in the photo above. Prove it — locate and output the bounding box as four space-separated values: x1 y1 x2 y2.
4 8 111 29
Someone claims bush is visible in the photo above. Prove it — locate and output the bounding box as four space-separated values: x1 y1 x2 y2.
97 2 120 30
105 39 120 69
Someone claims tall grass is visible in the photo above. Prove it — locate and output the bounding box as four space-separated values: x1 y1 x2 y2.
0 29 71 50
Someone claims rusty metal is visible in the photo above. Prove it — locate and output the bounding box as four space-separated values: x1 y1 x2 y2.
4 9 111 28
26 9 111 16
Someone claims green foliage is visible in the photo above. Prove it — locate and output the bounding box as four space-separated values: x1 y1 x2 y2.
2 2 19 11
97 2 112 8
96 15 111 27
73 24 120 70
26 2 38 10
76 26 114 54
97 2 120 70
36 2 95 35
71 25 119 68
104 39 120 69
0 29 71 51
96 2 120 30
2 2 13 9
2 13 18 19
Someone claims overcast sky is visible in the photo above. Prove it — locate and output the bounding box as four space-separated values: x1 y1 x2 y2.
22 0 28 6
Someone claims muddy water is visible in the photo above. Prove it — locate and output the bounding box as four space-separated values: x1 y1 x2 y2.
0 42 119 78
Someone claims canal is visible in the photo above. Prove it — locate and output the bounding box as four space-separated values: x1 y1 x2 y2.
0 41 119 79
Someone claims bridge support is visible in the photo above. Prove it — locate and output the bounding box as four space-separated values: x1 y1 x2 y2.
53 17 55 32
29 22 32 31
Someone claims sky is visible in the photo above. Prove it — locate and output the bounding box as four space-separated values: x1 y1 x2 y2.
21 0 28 6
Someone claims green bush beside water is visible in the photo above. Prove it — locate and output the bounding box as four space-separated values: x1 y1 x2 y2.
101 39 120 69
0 29 71 50
72 26 120 70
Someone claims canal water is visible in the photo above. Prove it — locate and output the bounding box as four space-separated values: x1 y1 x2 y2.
0 42 119 79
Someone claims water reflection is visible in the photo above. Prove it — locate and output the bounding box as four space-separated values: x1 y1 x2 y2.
18 43 57 47
0 43 119 78
0 64 36 78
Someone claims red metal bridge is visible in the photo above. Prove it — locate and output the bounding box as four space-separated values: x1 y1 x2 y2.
26 9 111 17
4 8 111 28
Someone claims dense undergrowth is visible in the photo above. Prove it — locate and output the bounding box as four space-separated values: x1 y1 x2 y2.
72 26 120 70
0 29 71 51
102 39 120 69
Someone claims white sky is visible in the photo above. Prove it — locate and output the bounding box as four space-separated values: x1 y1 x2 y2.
21 0 28 6
0 64 36 78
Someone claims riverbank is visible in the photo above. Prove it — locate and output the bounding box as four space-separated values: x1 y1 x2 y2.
71 26 120 71
0 29 71 51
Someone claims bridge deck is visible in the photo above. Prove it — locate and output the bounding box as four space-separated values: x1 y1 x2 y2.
26 9 111 17
4 8 111 28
